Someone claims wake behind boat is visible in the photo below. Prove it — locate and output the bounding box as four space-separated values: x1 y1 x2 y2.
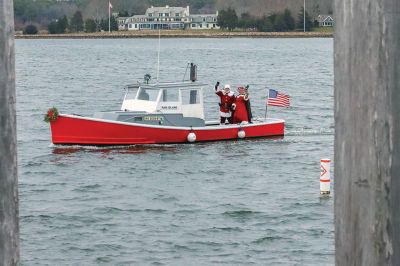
46 66 285 145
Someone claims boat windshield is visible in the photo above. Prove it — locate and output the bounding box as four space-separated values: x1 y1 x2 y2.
125 87 139 100
137 88 159 101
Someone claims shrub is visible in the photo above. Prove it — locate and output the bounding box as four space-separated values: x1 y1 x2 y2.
23 24 38 35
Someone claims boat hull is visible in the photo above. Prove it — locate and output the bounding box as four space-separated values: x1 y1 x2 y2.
50 114 284 145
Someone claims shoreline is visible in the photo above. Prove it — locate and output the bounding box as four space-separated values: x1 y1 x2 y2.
15 30 333 39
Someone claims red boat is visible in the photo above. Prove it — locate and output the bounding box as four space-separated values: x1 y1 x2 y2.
48 78 284 145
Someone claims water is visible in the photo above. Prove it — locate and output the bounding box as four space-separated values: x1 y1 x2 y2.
16 38 334 265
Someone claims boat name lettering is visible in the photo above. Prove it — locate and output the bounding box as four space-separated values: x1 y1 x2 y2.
143 116 164 121
161 106 178 110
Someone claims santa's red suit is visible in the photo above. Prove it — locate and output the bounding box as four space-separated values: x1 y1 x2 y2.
215 88 235 124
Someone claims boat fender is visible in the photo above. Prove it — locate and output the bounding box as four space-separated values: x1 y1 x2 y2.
238 129 246 139
187 132 196 143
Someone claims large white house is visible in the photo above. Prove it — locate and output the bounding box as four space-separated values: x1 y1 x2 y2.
119 6 219 31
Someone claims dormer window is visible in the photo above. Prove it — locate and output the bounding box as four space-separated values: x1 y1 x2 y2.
148 13 153 17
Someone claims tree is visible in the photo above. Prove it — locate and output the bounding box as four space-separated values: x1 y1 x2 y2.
47 21 58 34
85 18 97 32
118 11 129 17
70 11 84 32
239 12 257 30
273 15 286 32
100 16 118 32
23 24 38 34
47 16 68 34
296 7 313 31
282 9 295 31
110 16 118 31
217 7 238 31
57 15 68 33
256 15 274 32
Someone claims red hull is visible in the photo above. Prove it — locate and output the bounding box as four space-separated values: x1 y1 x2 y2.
50 115 284 145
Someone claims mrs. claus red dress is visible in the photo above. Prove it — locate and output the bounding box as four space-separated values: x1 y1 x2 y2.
233 95 249 124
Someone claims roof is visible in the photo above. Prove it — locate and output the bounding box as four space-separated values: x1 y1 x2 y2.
132 15 147 19
191 14 217 23
127 81 207 90
317 14 334 22
146 6 188 15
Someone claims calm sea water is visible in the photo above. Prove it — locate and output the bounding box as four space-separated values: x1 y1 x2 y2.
16 38 334 265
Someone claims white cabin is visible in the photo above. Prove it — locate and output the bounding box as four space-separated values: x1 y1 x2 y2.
121 82 205 120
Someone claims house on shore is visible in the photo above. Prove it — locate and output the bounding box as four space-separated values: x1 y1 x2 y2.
190 13 218 30
117 17 129 30
119 6 219 30
317 15 334 27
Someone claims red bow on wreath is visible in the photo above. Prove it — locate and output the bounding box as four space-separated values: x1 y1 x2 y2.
44 107 59 123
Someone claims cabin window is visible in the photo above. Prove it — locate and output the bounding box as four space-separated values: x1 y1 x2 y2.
181 89 199 104
161 89 179 102
125 87 139 100
137 88 159 101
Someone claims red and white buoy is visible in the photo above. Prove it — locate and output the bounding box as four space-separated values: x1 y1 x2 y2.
320 158 331 195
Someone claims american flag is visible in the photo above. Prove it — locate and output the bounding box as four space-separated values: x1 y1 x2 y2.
267 89 290 108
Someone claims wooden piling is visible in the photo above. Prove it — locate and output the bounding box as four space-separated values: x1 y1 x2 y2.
0 0 20 264
334 0 400 265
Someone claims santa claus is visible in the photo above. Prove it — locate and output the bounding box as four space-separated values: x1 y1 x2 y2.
215 82 235 124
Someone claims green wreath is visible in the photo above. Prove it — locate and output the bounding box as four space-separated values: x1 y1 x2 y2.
44 107 59 123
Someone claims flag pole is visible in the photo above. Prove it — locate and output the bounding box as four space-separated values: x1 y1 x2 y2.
265 88 269 119
303 0 306 32
108 2 111 33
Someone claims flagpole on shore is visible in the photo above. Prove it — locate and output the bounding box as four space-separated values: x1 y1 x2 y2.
108 1 111 33
303 0 306 32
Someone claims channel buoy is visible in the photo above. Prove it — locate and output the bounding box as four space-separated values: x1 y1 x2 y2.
187 132 196 142
320 158 331 195
238 129 246 139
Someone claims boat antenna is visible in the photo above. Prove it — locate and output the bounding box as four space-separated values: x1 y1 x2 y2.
156 28 161 83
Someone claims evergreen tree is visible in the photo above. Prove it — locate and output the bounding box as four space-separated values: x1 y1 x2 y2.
256 15 273 32
282 9 295 31
273 15 286 32
110 16 118 31
296 7 313 31
118 11 129 17
85 18 97 32
57 15 68 33
217 8 238 31
99 16 118 32
239 12 256 30
100 18 108 31
47 21 58 34
70 11 84 32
